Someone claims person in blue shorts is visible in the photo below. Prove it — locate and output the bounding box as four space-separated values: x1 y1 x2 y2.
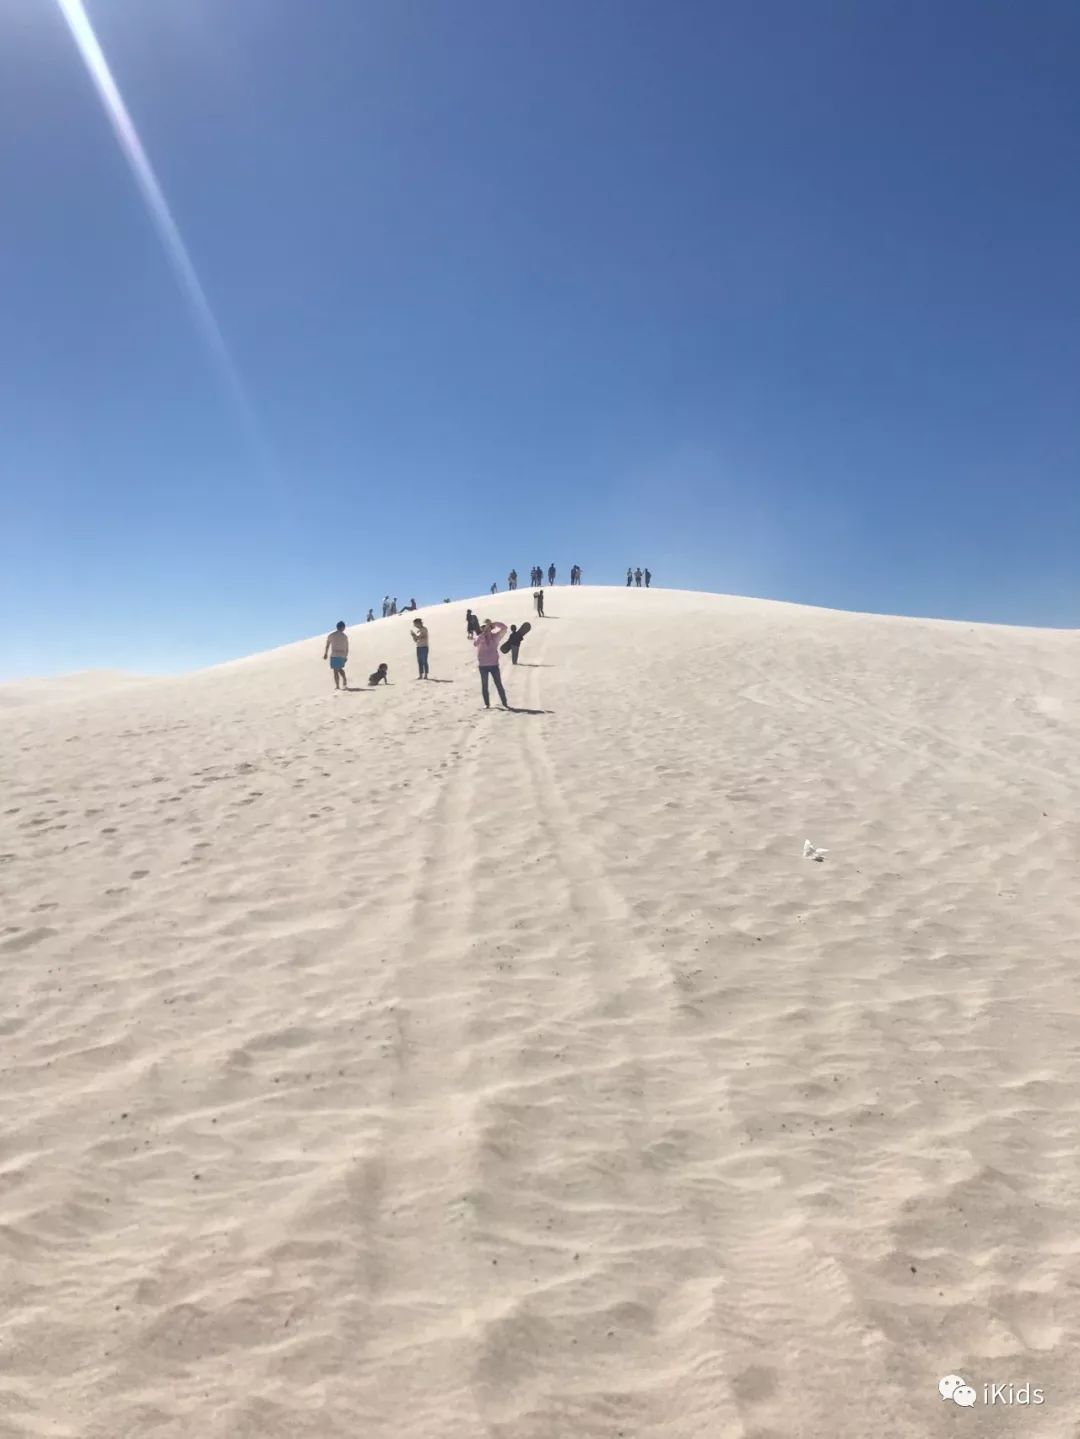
323 621 349 691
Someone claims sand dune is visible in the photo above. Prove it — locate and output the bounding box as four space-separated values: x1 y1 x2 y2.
1 587 1078 1437
0 670 150 710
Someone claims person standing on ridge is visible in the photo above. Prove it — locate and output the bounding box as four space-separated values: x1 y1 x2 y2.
389 598 398 615
323 621 349 691
626 568 633 586
634 567 643 587
644 568 652 588
411 617 430 678
473 618 509 709
366 608 375 622
381 595 390 617
508 569 518 590
547 563 556 585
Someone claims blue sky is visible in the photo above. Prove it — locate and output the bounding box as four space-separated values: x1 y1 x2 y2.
2 0 1079 677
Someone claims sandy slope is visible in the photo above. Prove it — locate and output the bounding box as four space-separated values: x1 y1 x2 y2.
1 587 1078 1438
0 671 150 710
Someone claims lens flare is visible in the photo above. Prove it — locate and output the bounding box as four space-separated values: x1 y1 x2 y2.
56 0 268 457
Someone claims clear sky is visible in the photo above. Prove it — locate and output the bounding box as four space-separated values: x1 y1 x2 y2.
3 0 1079 678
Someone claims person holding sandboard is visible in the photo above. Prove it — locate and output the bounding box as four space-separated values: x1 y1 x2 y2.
502 622 531 664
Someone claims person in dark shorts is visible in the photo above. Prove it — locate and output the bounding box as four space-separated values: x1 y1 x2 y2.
473 619 509 708
533 589 545 618
466 608 481 637
323 621 349 691
634 567 643 587
506 624 524 664
547 563 556 585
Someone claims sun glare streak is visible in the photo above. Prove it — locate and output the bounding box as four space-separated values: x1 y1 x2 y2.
56 0 269 460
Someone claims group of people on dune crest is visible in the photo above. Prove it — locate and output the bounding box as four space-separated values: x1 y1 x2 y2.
327 569 656 707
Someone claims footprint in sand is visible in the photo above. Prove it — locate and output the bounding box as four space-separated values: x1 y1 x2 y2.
130 870 150 881
732 1365 779 1404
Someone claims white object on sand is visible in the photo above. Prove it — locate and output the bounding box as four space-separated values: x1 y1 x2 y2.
803 840 829 861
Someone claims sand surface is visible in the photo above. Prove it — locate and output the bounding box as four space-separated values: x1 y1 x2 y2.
0 671 150 711
1 587 1078 1438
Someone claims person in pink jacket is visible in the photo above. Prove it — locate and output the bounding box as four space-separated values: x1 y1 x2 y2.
473 618 509 709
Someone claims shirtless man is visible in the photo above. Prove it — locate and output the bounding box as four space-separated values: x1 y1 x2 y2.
323 621 349 690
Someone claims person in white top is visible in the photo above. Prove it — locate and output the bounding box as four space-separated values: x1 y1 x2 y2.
411 619 430 679
322 621 349 691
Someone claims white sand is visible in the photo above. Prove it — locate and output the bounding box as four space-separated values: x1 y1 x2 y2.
1 587 1078 1437
0 670 150 710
